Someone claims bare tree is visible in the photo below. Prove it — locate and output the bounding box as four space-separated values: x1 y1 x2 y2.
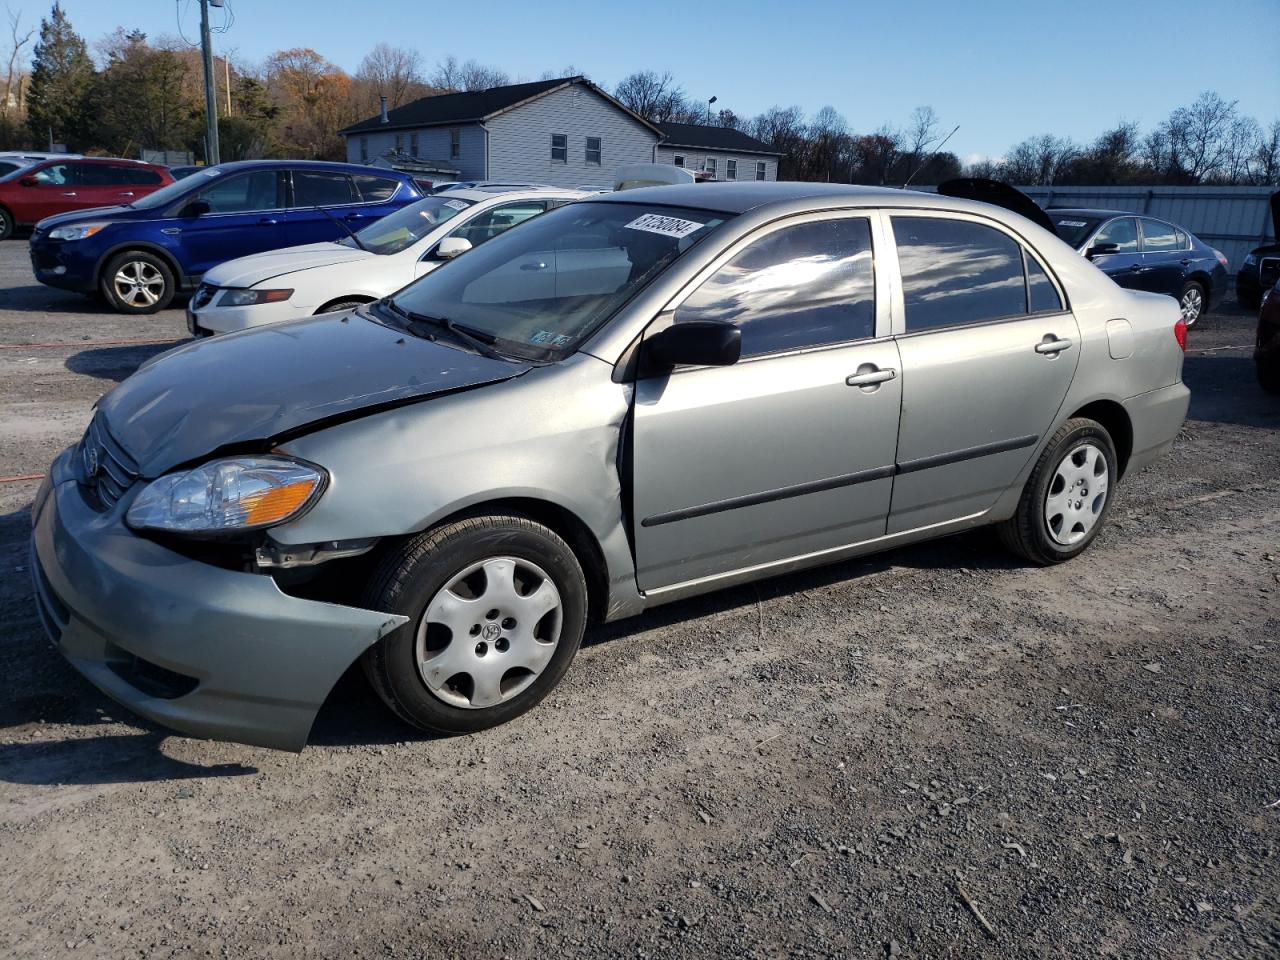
1220 114 1261 185
613 70 687 123
904 106 940 161
3 6 34 119
431 56 508 93
1001 134 1078 185
356 43 424 108
1255 119 1280 186
1165 90 1237 182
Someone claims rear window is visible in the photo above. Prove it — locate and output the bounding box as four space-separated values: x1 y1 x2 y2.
1049 214 1102 249
353 174 401 203
292 171 357 207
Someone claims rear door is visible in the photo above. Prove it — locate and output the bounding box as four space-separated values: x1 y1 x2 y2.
887 213 1079 533
283 169 361 246
106 162 166 205
631 213 901 591
1085 217 1143 289
1138 217 1188 297
177 168 286 276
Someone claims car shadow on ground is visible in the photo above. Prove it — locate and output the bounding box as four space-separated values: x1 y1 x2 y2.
64 340 188 382
0 506 256 785
1182 354 1280 429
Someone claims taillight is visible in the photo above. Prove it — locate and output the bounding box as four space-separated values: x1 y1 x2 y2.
1212 248 1228 268
1174 317 1187 351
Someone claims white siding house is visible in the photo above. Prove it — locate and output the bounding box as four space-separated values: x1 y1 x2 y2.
654 123 783 182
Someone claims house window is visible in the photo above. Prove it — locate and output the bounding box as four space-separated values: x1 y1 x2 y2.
704 157 717 177
450 128 461 159
360 137 368 162
727 159 737 180
756 161 766 180
673 155 684 167
409 133 419 157
585 136 602 165
551 133 567 163
394 132 403 152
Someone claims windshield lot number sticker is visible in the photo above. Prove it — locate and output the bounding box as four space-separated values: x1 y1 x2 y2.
442 199 469 210
1058 220 1088 227
625 214 705 239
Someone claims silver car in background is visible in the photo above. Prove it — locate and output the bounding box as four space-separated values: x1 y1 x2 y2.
31 182 1190 750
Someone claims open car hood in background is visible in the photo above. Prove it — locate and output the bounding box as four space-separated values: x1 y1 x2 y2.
1271 191 1279 244
936 178 1059 237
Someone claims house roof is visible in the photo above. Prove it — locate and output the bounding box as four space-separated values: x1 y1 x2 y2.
339 76 663 138
655 122 782 156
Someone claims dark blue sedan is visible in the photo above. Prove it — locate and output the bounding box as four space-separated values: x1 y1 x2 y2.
1046 209 1229 326
29 160 424 314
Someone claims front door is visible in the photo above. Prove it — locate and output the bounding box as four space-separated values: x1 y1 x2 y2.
1138 217 1189 297
886 214 1080 533
178 169 286 276
632 214 901 591
24 162 84 221
1085 216 1143 290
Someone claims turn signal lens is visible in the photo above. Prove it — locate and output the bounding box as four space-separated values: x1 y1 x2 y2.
1173 318 1187 352
126 456 326 536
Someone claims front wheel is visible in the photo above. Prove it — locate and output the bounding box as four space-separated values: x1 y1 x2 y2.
360 514 588 735
1179 280 1207 327
998 418 1118 565
314 299 370 315
100 250 176 314
0 206 13 241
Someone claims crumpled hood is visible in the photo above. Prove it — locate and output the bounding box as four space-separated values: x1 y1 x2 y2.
202 241 373 289
98 311 530 476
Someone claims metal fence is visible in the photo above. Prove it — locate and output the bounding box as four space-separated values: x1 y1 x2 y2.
1017 185 1275 271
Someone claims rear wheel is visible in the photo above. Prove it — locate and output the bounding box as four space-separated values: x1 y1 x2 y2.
1179 280 1206 327
998 418 1118 565
100 250 176 314
1258 357 1280 394
0 206 13 241
360 514 588 735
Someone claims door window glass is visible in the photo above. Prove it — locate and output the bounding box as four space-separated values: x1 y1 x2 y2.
293 171 357 207
1026 251 1063 313
1140 218 1181 252
197 170 280 213
1092 217 1137 253
676 217 875 357
893 216 1026 332
352 174 401 203
33 164 76 186
447 201 547 247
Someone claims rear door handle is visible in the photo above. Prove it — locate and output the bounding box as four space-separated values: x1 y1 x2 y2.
119 191 135 198
1035 336 1074 355
846 365 897 388
62 191 77 197
1128 264 1144 272
343 212 366 221
258 217 278 226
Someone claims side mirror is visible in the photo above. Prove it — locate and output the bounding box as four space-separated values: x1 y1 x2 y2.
180 199 211 218
1086 242 1120 259
18 176 37 187
434 236 473 260
644 319 741 370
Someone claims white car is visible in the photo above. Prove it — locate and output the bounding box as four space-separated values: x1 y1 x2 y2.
187 186 588 335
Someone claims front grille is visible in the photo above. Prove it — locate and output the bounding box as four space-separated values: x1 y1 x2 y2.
1260 257 1280 290
192 284 217 309
79 413 139 511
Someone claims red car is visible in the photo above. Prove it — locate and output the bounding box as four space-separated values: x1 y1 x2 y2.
0 157 173 240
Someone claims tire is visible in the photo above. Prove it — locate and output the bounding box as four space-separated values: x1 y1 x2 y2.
314 299 370 315
997 418 1118 566
360 514 588 735
1178 280 1207 327
99 250 176 314
1258 358 1280 395
0 206 13 241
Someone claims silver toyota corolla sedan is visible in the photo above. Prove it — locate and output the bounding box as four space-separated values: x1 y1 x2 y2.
31 182 1190 750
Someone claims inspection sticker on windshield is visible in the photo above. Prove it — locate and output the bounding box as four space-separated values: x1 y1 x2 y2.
625 213 705 239
442 199 469 210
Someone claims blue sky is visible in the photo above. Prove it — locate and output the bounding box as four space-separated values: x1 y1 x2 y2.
15 0 1280 161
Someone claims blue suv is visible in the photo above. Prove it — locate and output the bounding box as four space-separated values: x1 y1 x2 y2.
29 160 424 314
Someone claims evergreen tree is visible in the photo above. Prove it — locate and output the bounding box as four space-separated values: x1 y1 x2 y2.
25 3 95 150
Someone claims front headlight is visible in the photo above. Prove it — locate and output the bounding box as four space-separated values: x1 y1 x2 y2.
1243 253 1257 267
215 287 294 307
49 222 109 241
126 456 326 536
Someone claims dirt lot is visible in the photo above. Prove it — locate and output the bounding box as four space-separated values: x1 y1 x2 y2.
0 239 1277 960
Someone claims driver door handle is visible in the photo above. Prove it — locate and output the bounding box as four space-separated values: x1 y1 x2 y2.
846 365 897 388
258 217 278 226
1035 336 1074 354
62 191 77 197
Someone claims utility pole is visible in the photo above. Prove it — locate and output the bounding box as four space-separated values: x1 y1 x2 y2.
200 0 220 165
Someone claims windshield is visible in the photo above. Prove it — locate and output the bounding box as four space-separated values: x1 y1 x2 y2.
128 166 228 210
1049 213 1103 249
347 195 474 255
388 202 729 359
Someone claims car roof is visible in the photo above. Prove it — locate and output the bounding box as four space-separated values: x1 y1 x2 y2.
444 186 591 202
1047 208 1143 218
210 159 415 178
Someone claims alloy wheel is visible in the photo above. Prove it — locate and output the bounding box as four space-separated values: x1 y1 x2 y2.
112 260 166 308
1044 442 1109 546
1180 285 1203 325
415 556 563 709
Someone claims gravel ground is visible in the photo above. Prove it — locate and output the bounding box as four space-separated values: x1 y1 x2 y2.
0 239 1277 959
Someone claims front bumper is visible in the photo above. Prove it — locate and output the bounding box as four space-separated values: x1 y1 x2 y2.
188 291 308 336
1123 381 1191 476
30 448 407 751
29 237 95 293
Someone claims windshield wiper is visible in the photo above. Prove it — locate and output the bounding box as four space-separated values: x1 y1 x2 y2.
378 299 504 360
316 205 369 252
